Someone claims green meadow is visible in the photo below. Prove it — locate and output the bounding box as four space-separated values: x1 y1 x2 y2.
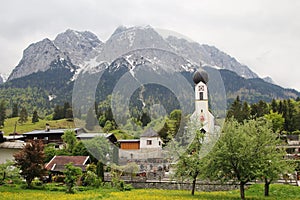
0 184 299 200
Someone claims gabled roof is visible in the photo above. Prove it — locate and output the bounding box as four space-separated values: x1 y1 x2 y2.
45 155 90 172
76 133 118 144
23 128 84 135
140 128 159 138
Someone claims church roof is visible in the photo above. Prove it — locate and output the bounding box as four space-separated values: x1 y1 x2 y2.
140 128 159 138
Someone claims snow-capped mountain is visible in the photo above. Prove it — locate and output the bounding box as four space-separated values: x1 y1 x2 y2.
96 25 173 63
54 29 103 67
4 25 299 109
8 25 259 81
165 36 258 78
8 29 103 81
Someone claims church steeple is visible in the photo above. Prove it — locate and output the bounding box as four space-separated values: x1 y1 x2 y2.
192 69 214 133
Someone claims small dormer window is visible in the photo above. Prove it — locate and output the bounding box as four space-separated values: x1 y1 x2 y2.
147 140 152 145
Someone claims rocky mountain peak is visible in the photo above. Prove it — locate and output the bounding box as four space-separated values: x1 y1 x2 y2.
96 25 173 63
54 29 103 66
8 38 68 81
7 25 261 82
165 36 258 79
263 76 275 84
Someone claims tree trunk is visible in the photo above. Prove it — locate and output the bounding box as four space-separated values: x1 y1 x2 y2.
240 182 245 200
191 177 196 195
264 178 270 196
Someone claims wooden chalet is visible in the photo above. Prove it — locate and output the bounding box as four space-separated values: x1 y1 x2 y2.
45 155 90 174
22 128 85 146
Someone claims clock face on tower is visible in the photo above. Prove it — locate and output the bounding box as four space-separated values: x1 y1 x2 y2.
200 115 205 122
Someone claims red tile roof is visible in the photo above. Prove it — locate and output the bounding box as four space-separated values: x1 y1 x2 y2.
45 156 90 172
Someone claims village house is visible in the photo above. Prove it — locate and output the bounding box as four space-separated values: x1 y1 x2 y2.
45 155 90 175
0 141 25 164
118 129 168 178
22 127 85 147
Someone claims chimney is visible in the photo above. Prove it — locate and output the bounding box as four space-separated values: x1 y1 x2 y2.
45 123 50 132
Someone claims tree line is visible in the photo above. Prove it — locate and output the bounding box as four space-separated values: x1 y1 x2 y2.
227 96 300 134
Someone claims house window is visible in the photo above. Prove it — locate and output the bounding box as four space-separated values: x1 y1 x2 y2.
147 140 152 145
33 137 37 140
159 141 161 146
199 92 204 100
44 137 48 140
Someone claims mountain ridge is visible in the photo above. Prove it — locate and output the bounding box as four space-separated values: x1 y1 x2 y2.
7 25 260 82
1 25 299 115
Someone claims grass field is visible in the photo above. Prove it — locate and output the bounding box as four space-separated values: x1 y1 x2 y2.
0 184 299 200
1 118 75 135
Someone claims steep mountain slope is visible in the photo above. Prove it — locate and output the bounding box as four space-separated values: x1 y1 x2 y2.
53 29 103 67
96 25 173 63
165 36 258 78
2 25 299 116
8 38 70 80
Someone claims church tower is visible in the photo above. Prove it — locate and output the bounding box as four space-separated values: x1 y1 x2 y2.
192 70 214 133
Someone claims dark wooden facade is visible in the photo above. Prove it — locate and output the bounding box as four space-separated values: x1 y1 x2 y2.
23 128 85 144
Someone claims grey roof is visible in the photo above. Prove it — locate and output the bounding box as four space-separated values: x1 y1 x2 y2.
77 133 110 138
76 133 118 144
140 129 159 138
5 135 25 140
0 141 26 149
23 128 83 135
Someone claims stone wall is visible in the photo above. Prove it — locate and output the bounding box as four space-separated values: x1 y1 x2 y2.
125 181 240 192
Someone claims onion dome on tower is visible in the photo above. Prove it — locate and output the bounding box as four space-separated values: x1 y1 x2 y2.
193 70 209 85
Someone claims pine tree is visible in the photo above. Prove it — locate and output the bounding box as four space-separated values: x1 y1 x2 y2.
11 103 18 118
226 96 243 122
271 99 278 113
251 100 269 118
0 100 6 127
241 102 251 121
32 110 39 123
53 105 64 120
140 111 151 127
65 108 73 120
63 102 71 118
18 107 28 124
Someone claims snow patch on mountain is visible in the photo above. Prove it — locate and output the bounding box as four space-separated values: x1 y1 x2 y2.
7 25 262 82
53 29 103 67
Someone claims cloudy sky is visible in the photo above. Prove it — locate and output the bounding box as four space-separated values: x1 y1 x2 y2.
0 0 299 91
